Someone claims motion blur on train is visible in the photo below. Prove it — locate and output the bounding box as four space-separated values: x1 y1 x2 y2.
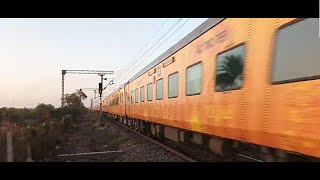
94 18 320 162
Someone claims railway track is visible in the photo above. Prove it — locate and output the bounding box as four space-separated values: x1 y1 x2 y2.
237 153 264 162
107 118 263 162
111 119 196 162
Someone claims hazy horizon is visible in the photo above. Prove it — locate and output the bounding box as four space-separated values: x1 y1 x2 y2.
0 18 207 108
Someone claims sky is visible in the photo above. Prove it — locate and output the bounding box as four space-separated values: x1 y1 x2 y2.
0 18 207 108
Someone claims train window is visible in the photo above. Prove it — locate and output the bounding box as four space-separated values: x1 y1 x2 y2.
131 90 134 103
140 86 145 102
147 83 153 101
168 72 179 98
272 18 320 84
135 88 139 103
215 45 245 92
156 79 164 100
186 62 202 95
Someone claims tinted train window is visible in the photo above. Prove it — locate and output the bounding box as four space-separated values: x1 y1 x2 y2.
147 83 153 101
131 90 134 103
156 79 164 100
215 45 245 92
135 89 139 103
168 72 179 98
186 62 202 95
140 86 145 102
272 18 320 83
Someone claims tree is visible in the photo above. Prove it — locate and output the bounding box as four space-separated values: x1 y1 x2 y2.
0 108 3 121
215 54 243 91
52 107 68 120
34 103 55 120
76 89 87 100
63 90 88 122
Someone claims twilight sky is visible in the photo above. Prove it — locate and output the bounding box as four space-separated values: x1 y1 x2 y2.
0 18 207 108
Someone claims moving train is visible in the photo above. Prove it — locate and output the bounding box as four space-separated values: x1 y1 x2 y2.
95 18 320 161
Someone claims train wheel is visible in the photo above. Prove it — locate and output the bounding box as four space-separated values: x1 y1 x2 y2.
130 119 134 129
150 123 157 138
144 122 152 137
130 119 133 128
127 119 131 128
139 121 144 134
134 120 138 131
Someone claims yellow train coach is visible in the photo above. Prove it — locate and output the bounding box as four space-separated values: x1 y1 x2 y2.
101 18 320 161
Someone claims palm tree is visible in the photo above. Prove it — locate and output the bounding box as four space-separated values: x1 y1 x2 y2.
215 54 243 91
75 89 87 101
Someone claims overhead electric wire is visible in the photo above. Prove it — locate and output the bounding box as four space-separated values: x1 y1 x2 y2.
116 18 182 84
120 18 190 83
116 18 183 86
104 18 190 97
114 18 170 81
117 19 170 73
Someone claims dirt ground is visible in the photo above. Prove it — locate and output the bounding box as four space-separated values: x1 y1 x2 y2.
43 113 128 162
43 112 185 162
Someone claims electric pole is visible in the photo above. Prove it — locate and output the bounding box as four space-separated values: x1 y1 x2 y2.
98 78 114 122
99 74 104 123
61 70 114 107
91 98 93 110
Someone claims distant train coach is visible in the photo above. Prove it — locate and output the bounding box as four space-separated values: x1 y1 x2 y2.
98 18 320 161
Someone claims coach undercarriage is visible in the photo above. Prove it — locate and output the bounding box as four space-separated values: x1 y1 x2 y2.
105 112 319 162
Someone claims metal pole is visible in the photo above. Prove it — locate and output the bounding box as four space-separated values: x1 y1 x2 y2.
99 75 103 122
7 130 13 162
62 74 65 107
61 70 66 107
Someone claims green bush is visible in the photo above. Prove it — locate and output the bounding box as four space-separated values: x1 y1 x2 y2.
0 91 88 125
